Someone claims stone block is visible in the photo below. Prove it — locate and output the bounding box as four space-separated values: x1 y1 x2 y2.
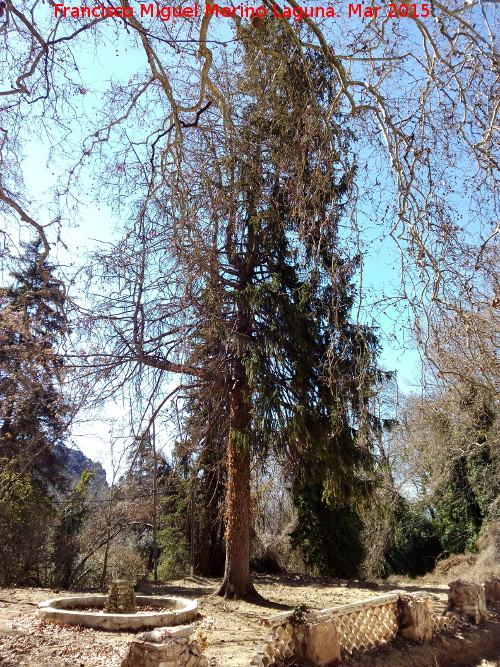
140 630 165 643
190 643 202 656
484 577 500 602
397 595 434 642
298 620 340 666
139 625 195 643
121 636 207 667
448 579 488 624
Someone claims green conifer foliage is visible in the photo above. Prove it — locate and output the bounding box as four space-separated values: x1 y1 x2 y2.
0 240 69 584
51 470 94 588
0 240 69 490
193 29 383 591
192 26 382 497
90 25 384 598
290 484 365 578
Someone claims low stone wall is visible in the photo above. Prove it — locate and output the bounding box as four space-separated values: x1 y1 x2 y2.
120 625 207 667
118 579 492 667
249 588 467 667
328 595 399 653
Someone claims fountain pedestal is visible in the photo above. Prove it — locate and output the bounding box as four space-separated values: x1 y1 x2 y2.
104 579 137 614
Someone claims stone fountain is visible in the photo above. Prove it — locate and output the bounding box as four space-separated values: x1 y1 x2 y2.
37 579 197 631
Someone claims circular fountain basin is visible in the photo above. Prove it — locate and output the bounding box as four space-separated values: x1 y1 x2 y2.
37 595 197 631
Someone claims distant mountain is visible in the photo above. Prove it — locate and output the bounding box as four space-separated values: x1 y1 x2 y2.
60 445 108 493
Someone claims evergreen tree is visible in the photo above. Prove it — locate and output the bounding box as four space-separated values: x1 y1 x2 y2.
51 469 94 588
181 29 382 596
0 239 69 491
91 26 383 599
157 467 191 580
384 495 442 577
176 360 228 577
0 462 55 585
0 240 69 584
210 30 383 597
290 486 365 578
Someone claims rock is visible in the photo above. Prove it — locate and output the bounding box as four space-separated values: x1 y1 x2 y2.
139 630 165 644
190 643 202 656
120 635 207 667
169 626 195 639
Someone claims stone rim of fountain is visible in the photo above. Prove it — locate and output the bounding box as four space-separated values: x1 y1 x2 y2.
37 594 198 631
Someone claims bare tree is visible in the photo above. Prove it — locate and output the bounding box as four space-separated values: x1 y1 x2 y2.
1 0 498 596
1 0 498 307
74 28 386 598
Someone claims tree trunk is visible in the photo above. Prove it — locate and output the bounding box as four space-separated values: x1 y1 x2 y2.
217 383 260 600
152 422 158 584
99 529 111 589
197 466 225 577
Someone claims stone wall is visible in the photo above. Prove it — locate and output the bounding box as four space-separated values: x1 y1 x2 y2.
249 590 462 667
119 579 492 667
121 625 207 667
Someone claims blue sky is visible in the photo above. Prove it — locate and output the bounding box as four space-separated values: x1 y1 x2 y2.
11 5 494 478
20 132 425 481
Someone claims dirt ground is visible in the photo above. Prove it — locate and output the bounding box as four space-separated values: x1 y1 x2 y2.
0 575 498 667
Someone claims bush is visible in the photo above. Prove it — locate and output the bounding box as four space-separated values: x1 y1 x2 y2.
250 526 294 574
107 545 147 582
249 554 283 574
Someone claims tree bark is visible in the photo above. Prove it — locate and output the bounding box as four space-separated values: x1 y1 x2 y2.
217 382 260 600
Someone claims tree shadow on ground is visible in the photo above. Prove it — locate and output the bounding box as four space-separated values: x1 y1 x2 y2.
138 577 292 610
253 574 449 598
137 581 216 598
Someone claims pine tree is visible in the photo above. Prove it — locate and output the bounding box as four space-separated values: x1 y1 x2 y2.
51 469 94 588
173 386 227 577
182 28 382 597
